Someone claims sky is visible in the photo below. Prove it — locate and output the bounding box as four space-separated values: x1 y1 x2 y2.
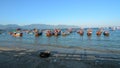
0 0 120 27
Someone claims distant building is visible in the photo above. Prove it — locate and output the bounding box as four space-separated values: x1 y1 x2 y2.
108 26 116 31
116 26 120 30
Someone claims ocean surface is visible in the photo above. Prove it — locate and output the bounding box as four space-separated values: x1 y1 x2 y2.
0 28 120 51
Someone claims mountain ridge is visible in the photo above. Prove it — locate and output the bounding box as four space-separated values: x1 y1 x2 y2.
0 24 79 29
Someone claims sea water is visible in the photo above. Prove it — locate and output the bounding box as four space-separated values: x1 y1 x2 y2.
0 28 120 51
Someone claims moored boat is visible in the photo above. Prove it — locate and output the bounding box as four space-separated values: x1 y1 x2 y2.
103 31 109 36
96 29 102 36
77 28 84 36
87 28 92 36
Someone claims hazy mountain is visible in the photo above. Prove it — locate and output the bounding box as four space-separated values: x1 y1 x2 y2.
0 25 5 29
0 24 79 30
0 24 20 30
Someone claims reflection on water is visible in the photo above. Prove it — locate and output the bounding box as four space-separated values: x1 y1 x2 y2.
96 36 101 41
87 36 92 40
34 37 39 45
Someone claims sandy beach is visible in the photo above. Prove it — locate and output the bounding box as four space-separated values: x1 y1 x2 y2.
0 46 120 68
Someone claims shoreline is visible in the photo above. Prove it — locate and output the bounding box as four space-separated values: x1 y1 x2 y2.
0 41 120 55
0 45 120 59
0 46 120 68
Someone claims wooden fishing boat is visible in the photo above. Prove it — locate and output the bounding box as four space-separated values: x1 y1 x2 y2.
103 31 109 36
87 28 92 36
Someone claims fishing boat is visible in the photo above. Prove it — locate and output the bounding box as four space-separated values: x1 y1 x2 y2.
103 31 109 36
61 31 70 36
77 28 84 36
34 32 42 37
12 32 23 37
87 28 92 36
46 30 52 37
96 29 102 36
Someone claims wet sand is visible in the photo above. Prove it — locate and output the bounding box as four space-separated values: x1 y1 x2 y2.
0 46 120 68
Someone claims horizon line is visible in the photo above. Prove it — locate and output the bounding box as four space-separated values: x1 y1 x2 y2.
0 24 119 28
